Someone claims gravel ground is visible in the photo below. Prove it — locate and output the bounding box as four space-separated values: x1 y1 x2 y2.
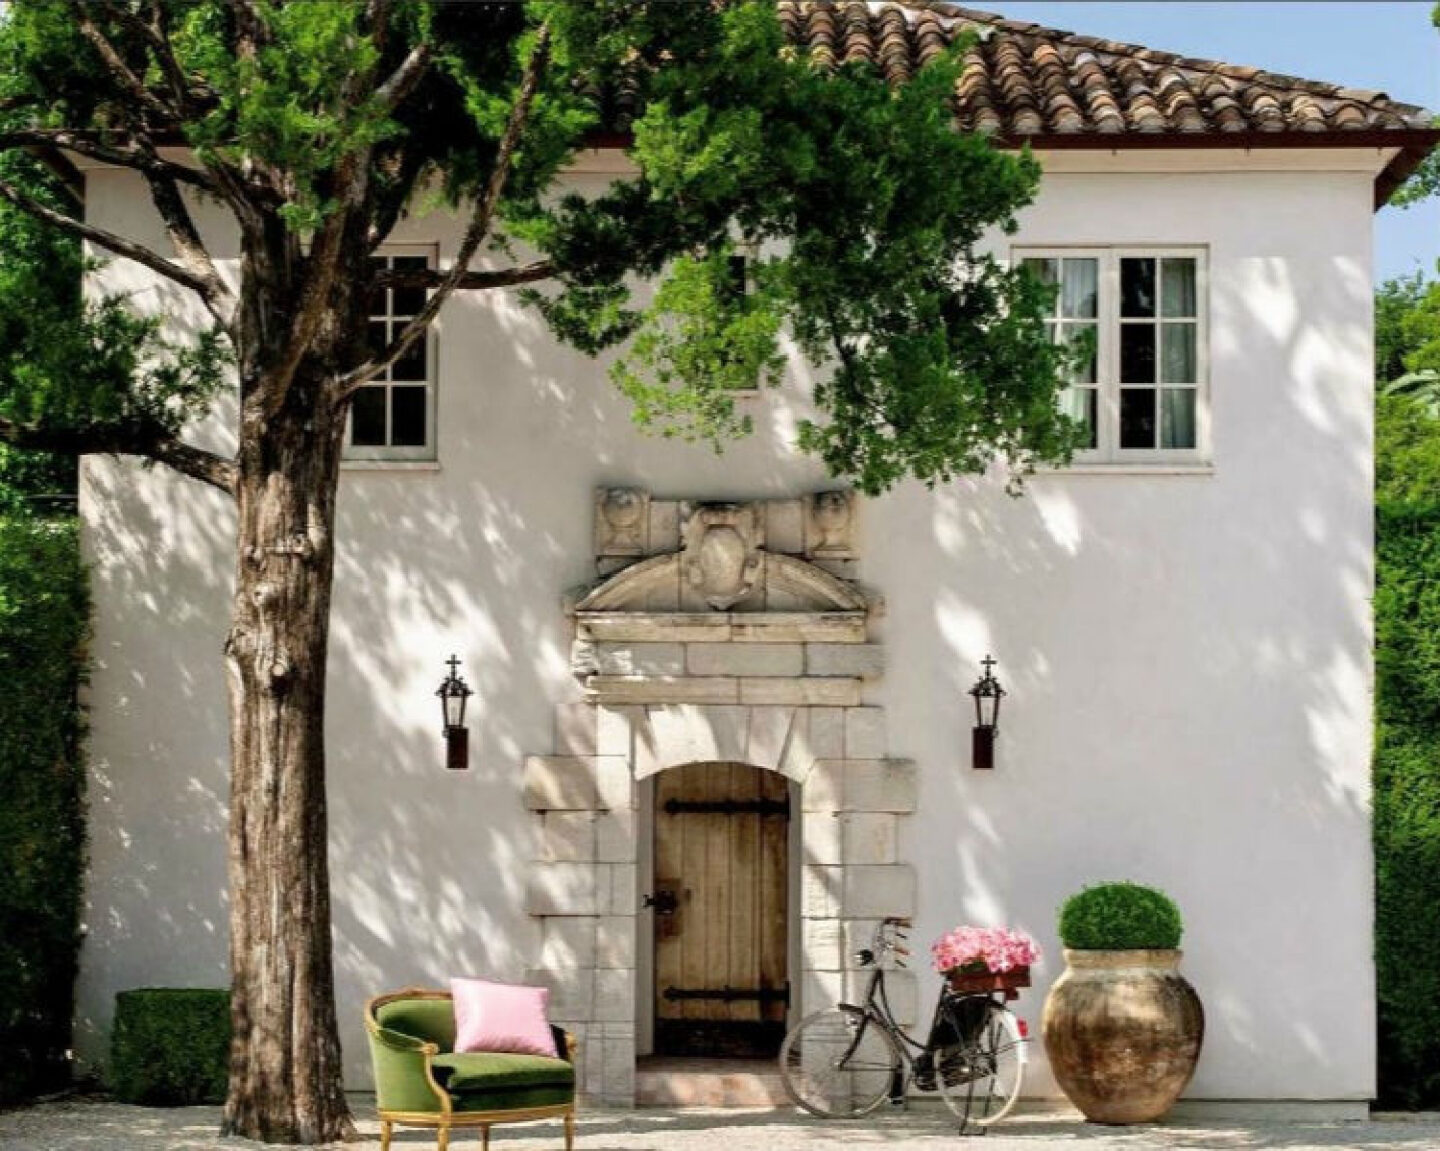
3 1101 1440 1151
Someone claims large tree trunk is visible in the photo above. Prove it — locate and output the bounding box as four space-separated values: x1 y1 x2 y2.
221 368 354 1144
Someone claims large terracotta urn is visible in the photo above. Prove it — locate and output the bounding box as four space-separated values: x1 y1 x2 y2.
1042 949 1203 1124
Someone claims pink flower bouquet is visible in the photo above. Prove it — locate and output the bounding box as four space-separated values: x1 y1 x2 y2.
931 925 1040 977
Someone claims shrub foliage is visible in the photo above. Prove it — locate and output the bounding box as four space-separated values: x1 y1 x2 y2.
1374 395 1440 1109
0 516 87 1103
1057 882 1183 951
111 989 231 1106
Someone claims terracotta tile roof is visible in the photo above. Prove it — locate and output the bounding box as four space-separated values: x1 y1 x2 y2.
779 0 1432 135
775 1 1438 202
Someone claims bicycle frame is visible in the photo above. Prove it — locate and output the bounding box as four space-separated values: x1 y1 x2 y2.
841 938 1020 1106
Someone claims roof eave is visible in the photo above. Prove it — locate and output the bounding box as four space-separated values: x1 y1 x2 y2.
992 127 1440 210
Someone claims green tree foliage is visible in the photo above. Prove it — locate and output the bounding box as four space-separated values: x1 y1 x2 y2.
1377 273 1432 385
0 1 1079 493
0 149 89 1103
1374 256 1440 1107
0 150 78 512
0 517 87 1105
1376 272 1440 414
0 117 221 507
1375 394 1440 1108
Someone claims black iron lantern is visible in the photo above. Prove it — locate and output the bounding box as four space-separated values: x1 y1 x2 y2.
436 654 474 771
968 655 1005 770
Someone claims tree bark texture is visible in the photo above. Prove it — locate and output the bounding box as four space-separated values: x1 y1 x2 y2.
221 362 354 1144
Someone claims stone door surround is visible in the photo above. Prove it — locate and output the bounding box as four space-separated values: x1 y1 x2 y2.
519 490 918 1104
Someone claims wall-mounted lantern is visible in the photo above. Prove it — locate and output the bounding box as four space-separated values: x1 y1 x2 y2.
436 654 474 771
968 654 1005 770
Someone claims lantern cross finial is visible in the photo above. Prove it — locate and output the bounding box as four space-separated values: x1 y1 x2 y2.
980 654 997 677
446 653 462 677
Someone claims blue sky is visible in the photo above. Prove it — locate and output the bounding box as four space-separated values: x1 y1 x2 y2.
989 2 1440 283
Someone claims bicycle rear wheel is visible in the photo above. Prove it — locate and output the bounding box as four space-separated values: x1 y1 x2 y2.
935 1000 1026 1126
779 1006 902 1118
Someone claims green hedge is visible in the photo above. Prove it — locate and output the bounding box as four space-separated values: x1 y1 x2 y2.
0 516 88 1104
111 989 230 1106
1057 881 1183 951
1375 492 1440 1109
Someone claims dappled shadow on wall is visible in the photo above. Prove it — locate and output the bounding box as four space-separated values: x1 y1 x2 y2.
74 449 236 1059
873 249 1373 1099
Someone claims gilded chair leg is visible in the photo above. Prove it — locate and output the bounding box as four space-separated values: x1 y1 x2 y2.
481 1125 490 1151
437 1123 450 1151
564 1108 575 1151
380 1121 392 1151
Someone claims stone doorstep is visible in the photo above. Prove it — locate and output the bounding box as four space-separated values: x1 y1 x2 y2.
635 1057 790 1109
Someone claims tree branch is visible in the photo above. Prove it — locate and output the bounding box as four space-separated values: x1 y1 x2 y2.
0 129 219 193
252 149 369 421
148 437 239 493
95 0 211 116
70 3 177 124
0 174 223 303
0 417 237 496
138 155 236 333
375 41 433 111
373 259 556 292
337 26 553 399
365 144 432 253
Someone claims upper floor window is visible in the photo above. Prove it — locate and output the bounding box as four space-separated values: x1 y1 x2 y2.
347 247 436 461
1019 249 1207 463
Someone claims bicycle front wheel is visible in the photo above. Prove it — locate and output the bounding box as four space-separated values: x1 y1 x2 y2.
935 1000 1026 1126
779 1006 901 1118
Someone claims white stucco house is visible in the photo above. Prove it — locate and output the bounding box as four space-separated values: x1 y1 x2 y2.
69 1 1438 1116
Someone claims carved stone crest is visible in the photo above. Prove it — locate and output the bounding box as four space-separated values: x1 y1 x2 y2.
681 503 765 610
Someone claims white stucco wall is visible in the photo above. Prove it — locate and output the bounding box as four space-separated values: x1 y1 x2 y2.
75 154 1376 1103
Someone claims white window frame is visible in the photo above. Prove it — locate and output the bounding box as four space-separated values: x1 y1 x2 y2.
1016 246 1210 467
344 244 439 463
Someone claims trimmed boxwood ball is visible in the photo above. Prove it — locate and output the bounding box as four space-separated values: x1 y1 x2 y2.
1058 882 1183 951
111 989 230 1105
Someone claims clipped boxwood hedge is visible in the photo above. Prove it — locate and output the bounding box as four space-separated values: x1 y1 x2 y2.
0 516 87 1104
1058 882 1183 951
111 988 230 1106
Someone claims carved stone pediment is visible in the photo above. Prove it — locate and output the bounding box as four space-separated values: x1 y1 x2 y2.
573 550 869 615
570 490 874 618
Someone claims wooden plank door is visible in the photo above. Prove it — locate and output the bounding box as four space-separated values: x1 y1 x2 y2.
651 762 789 1058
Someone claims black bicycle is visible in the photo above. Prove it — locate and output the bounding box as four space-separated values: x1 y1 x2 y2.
778 917 1027 1130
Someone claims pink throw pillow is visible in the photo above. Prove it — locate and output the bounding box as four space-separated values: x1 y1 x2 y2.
451 978 558 1058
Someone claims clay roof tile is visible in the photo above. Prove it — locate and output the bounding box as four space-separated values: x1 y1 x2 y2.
774 0 1434 140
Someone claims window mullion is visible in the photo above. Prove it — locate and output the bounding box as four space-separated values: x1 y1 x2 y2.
1102 253 1119 461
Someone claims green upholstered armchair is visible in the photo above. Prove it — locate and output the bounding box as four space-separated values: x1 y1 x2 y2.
365 988 577 1151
